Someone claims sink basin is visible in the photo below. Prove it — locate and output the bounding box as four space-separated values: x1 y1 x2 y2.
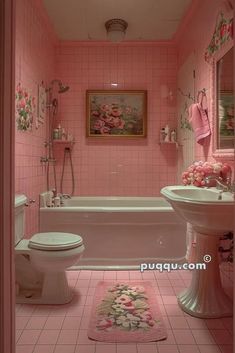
161 185 234 318
161 185 234 235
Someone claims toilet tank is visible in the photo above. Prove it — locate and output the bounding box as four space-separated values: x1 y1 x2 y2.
15 195 27 245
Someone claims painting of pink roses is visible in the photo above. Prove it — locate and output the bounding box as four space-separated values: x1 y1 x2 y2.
86 90 147 137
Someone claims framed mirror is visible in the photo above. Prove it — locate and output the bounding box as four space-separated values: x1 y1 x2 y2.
210 17 234 159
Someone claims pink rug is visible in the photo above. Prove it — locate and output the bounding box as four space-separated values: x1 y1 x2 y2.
88 281 167 343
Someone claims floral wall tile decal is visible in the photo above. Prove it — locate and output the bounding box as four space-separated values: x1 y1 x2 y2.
15 83 36 131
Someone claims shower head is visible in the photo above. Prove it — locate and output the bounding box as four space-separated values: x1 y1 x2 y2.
48 79 70 94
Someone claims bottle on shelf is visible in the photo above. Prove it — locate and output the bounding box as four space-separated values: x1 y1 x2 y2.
57 124 62 139
170 129 177 142
160 128 166 143
164 124 170 142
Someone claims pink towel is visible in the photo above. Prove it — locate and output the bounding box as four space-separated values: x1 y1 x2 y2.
188 103 211 145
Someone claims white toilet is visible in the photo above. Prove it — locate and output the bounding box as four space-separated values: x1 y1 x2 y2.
15 194 85 304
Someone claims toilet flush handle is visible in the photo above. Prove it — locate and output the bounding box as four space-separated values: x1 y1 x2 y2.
25 199 36 207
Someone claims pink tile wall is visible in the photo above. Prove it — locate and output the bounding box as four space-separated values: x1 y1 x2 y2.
176 0 234 292
176 0 234 168
15 0 57 237
54 43 178 196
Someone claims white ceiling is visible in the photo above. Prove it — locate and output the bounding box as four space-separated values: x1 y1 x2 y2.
42 0 192 41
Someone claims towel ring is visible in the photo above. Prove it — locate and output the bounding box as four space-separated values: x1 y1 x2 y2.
197 90 208 110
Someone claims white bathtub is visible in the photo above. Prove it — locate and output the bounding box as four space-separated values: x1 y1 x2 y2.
39 196 187 269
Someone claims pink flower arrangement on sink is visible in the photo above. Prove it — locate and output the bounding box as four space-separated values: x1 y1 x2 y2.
182 161 232 187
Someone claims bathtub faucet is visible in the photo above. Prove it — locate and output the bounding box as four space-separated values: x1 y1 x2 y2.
61 194 71 199
204 175 234 193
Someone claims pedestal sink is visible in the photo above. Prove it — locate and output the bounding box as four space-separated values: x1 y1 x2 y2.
161 185 234 318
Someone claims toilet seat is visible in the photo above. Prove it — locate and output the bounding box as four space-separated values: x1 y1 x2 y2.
29 232 83 251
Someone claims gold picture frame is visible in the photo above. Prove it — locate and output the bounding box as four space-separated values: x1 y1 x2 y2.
86 90 147 137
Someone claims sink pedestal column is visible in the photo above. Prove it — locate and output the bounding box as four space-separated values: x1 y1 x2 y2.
178 231 233 318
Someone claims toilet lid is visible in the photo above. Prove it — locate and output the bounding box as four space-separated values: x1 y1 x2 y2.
29 232 83 251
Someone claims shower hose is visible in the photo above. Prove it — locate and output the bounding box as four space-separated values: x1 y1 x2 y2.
60 147 75 196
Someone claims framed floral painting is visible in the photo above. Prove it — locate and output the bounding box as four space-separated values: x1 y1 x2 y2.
86 90 147 137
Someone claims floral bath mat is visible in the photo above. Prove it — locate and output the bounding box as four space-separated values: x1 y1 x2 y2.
88 281 167 342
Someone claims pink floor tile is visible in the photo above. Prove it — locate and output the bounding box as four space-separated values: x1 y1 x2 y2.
179 270 192 279
33 345 55 353
158 345 179 353
68 280 77 288
67 271 80 279
16 316 29 329
159 287 175 295
205 319 226 330
117 344 138 353
103 271 117 279
87 287 96 296
137 343 158 353
85 296 94 306
219 345 234 353
172 287 186 296
154 272 169 279
169 279 185 287
168 272 182 280
57 330 79 345
185 317 207 329
48 307 68 317
156 279 172 287
142 272 156 279
32 306 52 317
173 329 196 345
16 304 36 317
77 330 95 345
191 330 215 345
82 306 92 318
157 330 176 345
209 329 233 345
54 345 76 353
91 271 104 279
76 280 90 288
129 271 143 279
162 296 178 305
25 316 47 329
62 316 82 330
78 271 92 279
221 317 233 333
89 279 102 287
66 306 84 317
197 345 221 353
74 345 96 353
95 344 117 353
164 304 184 317
44 316 64 330
37 330 60 344
80 317 90 330
168 316 189 329
162 316 171 329
116 271 130 280
17 329 41 345
16 345 35 353
77 287 89 295
177 345 200 353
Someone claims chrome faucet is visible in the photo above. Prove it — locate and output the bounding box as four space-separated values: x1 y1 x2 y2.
204 175 234 193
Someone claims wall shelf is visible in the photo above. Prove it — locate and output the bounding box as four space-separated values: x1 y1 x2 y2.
159 141 182 149
52 139 75 148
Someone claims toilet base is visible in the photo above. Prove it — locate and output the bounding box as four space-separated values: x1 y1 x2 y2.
16 271 73 305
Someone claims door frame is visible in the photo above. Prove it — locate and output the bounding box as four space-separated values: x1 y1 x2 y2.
0 0 15 352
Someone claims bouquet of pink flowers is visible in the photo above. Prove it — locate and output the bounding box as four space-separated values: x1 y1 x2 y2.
182 161 232 187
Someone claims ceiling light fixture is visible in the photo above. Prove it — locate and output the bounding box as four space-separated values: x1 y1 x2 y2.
105 18 128 43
